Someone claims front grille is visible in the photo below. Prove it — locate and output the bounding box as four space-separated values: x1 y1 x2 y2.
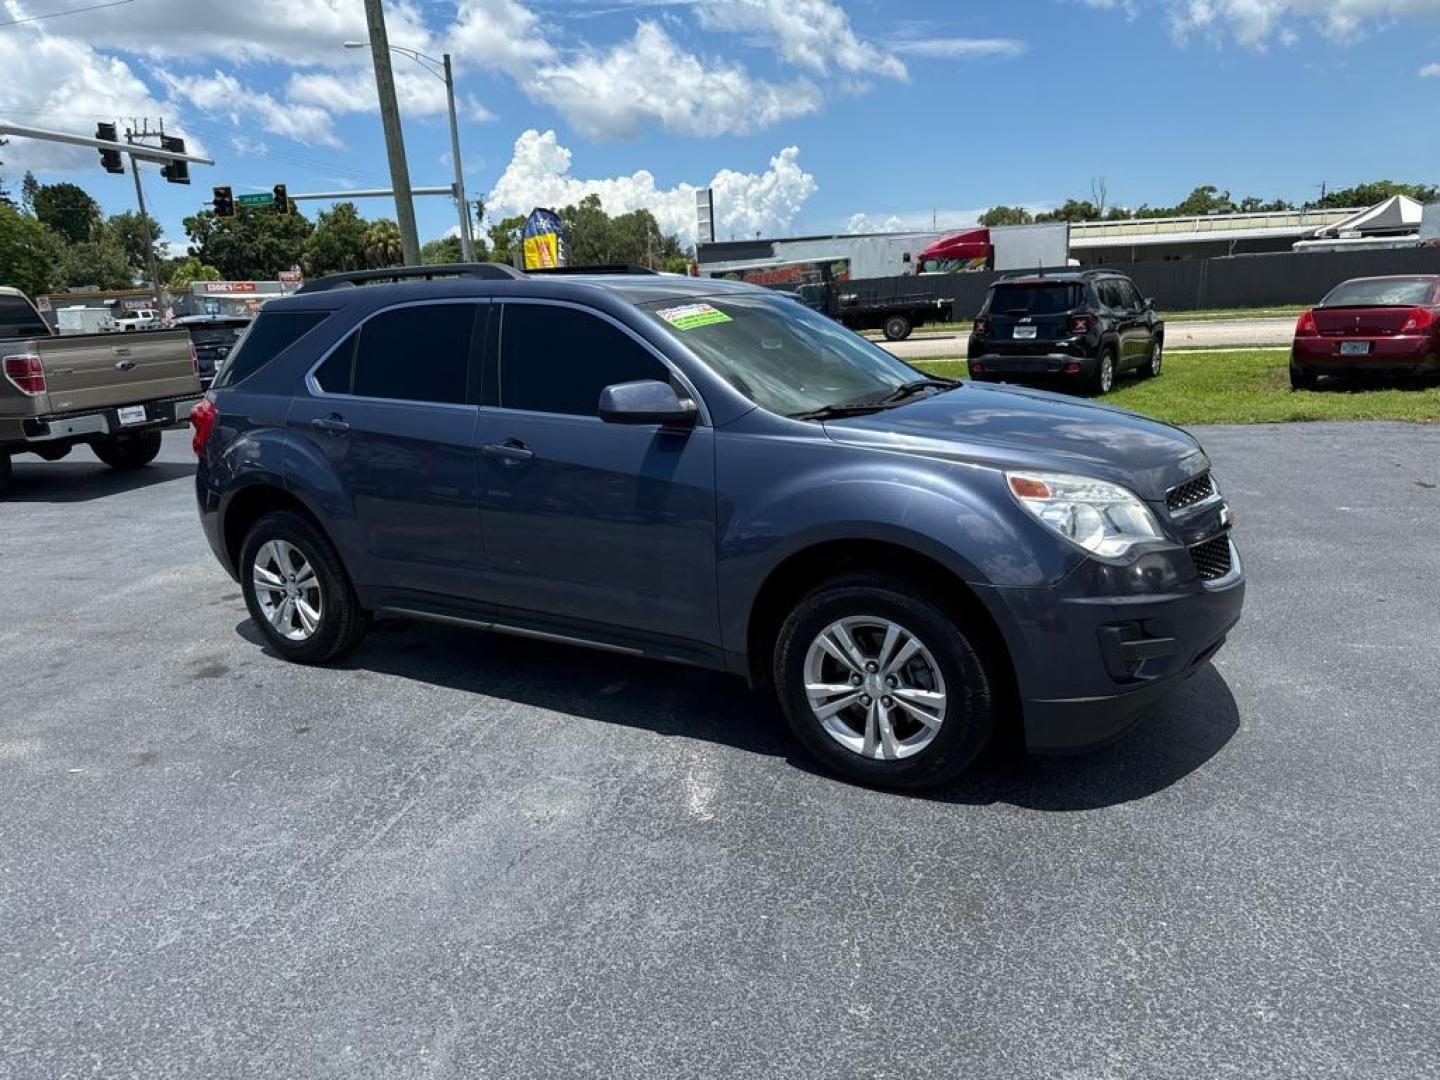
1189 534 1233 581
1167 472 1215 513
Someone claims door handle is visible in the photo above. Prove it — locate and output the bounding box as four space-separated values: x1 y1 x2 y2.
482 440 534 465
310 415 350 435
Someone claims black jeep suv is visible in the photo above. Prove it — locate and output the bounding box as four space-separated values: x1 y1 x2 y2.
967 271 1164 395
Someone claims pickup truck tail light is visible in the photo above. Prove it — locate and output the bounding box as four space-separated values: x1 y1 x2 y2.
973 316 991 337
3 353 46 395
1066 314 1095 335
1399 307 1437 334
1294 309 1318 338
187 339 200 378
190 397 218 457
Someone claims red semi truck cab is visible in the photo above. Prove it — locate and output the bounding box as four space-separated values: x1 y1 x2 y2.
915 229 994 274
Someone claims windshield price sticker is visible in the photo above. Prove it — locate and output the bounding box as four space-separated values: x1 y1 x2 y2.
656 303 732 331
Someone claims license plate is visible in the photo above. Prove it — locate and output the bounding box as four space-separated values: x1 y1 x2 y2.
117 405 148 426
1339 341 1371 356
1013 326 1038 340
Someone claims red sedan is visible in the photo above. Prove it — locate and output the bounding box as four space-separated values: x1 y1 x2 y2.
1290 274 1440 389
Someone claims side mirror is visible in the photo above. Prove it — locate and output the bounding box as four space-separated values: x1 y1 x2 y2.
1143 297 1155 311
598 380 698 427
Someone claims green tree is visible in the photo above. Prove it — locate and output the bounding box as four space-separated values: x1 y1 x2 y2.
556 194 684 268
103 211 164 276
167 255 221 291
362 218 402 268
421 235 464 264
0 203 58 295
32 181 102 245
978 205 1034 227
183 207 314 280
1034 198 1103 223
57 239 134 290
487 214 526 266
20 171 39 215
1308 180 1440 209
304 202 369 276
1171 185 1234 216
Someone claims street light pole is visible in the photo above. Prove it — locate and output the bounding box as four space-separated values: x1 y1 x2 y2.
361 0 420 266
441 54 475 262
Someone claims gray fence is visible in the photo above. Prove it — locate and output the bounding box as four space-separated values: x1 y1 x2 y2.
845 246 1440 317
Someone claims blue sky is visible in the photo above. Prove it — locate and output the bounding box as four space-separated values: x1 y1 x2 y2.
3 0 1439 256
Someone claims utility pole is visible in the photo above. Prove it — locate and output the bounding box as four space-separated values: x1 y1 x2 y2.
441 54 475 261
125 122 168 311
362 0 420 265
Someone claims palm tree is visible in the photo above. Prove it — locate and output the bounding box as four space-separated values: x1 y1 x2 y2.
363 219 403 268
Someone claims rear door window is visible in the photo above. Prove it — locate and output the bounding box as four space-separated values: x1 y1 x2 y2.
213 312 328 388
351 303 479 405
499 303 670 416
987 284 1082 317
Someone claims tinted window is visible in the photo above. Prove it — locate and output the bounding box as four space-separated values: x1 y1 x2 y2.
214 312 328 388
501 303 669 416
352 303 476 404
314 332 356 394
1321 277 1437 307
0 294 49 338
1114 280 1140 310
986 283 1082 316
1097 280 1124 309
187 325 247 347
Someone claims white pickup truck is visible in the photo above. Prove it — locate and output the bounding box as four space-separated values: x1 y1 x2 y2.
112 308 161 332
0 287 202 493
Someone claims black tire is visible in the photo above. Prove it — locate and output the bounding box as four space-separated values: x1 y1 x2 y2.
0 452 11 494
92 431 162 471
883 314 912 341
1289 365 1317 391
239 510 369 664
773 574 1000 789
1140 336 1163 378
1089 347 1118 396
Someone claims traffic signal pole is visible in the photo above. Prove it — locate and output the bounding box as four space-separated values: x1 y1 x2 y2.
127 151 165 309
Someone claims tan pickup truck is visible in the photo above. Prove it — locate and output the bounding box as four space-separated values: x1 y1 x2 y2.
0 286 202 493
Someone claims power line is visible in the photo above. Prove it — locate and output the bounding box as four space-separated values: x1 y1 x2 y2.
0 0 135 29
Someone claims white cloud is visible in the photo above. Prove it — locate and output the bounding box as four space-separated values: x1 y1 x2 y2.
844 212 905 233
1086 0 1440 47
842 208 991 233
891 38 1028 59
697 0 907 79
487 129 817 243
1420 60 1440 75
156 69 341 148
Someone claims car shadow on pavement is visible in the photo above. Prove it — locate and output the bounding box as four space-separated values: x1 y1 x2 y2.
3 460 194 503
239 615 1239 812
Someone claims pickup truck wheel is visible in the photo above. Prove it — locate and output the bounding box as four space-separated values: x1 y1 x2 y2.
773 576 998 789
883 315 913 341
239 510 369 664
92 431 162 471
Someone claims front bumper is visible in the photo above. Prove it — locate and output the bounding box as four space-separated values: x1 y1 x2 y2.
980 537 1245 753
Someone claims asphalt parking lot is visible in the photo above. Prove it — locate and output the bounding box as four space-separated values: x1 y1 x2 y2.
3 424 1437 1078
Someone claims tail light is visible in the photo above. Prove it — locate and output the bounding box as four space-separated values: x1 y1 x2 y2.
1400 307 1437 334
1066 314 1095 335
973 316 991 337
187 339 200 378
190 397 218 457
970 360 985 373
1294 310 1318 338
3 353 46 395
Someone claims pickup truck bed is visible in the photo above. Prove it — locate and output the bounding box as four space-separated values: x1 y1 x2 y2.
1 306 202 492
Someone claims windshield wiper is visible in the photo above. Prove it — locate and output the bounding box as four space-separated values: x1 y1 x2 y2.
787 378 960 422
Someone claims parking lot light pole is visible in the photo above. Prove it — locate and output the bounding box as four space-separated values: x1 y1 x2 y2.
344 42 475 262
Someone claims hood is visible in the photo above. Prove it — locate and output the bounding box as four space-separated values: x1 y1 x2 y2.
822 382 1207 501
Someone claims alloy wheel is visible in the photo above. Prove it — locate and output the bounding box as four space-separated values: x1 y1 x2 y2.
1100 354 1115 393
1150 341 1163 376
802 616 947 760
251 539 323 641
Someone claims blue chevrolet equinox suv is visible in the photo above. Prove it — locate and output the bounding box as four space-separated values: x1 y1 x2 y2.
192 264 1243 789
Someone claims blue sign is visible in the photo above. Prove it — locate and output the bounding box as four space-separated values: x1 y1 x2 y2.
204 298 221 316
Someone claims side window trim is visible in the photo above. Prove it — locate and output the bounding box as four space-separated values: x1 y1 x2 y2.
303 298 489 410
493 298 710 426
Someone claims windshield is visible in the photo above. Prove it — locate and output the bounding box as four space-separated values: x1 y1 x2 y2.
187 325 246 346
644 294 926 417
1320 278 1436 307
986 283 1082 316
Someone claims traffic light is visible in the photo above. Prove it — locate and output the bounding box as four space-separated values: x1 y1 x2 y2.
95 122 124 174
159 135 189 185
272 183 289 214
213 186 234 218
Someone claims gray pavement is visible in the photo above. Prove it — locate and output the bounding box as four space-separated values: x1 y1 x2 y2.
2 425 1437 1078
881 315 1295 360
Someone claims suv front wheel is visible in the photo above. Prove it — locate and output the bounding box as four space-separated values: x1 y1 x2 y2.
773 575 999 789
240 510 369 663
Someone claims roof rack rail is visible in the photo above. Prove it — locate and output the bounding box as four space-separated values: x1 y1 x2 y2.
294 262 525 294
526 264 659 276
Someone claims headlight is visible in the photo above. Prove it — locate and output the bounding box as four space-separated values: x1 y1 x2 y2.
1006 470 1164 558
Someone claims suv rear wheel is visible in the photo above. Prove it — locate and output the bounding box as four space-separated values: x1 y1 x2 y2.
92 431 162 471
883 314 912 341
1090 347 1117 395
773 575 998 789
239 510 368 663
